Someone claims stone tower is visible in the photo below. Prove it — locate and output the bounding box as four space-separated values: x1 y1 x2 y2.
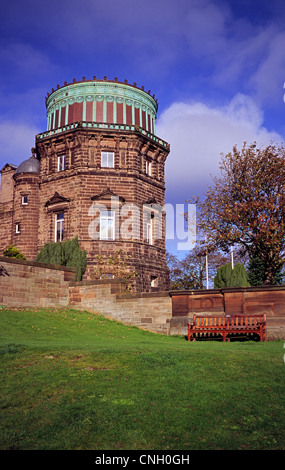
0 76 170 292
12 150 40 259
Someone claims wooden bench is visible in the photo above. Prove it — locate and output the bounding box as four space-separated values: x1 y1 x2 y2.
187 314 266 342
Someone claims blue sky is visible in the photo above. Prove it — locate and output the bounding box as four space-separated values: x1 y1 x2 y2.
1 0 285 255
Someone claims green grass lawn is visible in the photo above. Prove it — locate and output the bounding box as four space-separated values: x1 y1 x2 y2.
0 307 284 450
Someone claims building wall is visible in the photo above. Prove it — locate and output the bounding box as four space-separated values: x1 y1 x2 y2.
36 126 170 292
0 165 16 253
12 173 40 259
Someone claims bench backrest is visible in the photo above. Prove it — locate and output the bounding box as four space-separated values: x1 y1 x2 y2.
191 314 266 327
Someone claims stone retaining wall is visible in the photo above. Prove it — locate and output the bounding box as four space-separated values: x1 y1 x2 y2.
69 280 172 334
0 257 172 334
0 256 74 308
1 257 284 339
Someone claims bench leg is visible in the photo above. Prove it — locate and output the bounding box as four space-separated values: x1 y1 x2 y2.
222 331 230 342
260 328 266 342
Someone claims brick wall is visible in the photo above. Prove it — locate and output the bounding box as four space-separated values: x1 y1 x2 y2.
36 127 170 293
0 165 15 253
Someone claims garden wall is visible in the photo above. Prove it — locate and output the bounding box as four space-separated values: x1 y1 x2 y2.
69 281 172 334
1 257 284 338
170 286 285 339
0 257 172 334
0 256 75 308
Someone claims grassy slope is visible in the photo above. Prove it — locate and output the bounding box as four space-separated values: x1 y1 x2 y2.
0 307 284 450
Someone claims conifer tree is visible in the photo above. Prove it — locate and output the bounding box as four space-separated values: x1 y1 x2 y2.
214 262 250 288
36 236 87 281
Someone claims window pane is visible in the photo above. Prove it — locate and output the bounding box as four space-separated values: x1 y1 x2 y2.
58 155 66 171
101 152 114 168
146 218 153 244
100 210 115 240
108 219 114 239
146 160 151 175
55 213 64 242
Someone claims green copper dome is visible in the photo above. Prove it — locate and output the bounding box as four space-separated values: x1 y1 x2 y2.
46 76 158 135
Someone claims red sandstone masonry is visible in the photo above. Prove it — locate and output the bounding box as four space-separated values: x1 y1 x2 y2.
170 287 285 339
34 127 170 293
0 257 75 308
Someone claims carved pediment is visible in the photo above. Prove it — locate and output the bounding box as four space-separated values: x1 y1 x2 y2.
91 188 125 203
45 192 70 207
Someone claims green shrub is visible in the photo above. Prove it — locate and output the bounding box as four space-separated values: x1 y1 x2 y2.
3 244 26 260
36 236 87 281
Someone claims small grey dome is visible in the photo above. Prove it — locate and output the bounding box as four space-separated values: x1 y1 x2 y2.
15 157 40 174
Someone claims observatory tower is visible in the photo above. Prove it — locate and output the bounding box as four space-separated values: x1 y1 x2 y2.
36 76 170 291
0 76 170 292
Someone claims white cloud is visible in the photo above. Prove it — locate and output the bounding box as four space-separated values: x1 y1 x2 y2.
157 94 284 202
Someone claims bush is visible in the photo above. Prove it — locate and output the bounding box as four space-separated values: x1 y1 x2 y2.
36 236 87 281
3 244 26 260
214 262 250 288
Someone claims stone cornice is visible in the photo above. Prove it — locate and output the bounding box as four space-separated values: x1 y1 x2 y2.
36 122 170 152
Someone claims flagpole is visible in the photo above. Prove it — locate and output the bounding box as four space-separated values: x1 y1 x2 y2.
205 234 209 289
230 246 234 269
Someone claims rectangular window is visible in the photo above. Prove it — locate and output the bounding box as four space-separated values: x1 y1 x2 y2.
101 151 114 168
22 195 28 205
151 276 158 288
55 212 64 242
146 160 152 176
58 155 66 171
15 223 21 234
146 218 153 245
100 210 115 240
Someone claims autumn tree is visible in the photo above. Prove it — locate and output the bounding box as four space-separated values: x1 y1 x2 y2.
191 142 285 285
